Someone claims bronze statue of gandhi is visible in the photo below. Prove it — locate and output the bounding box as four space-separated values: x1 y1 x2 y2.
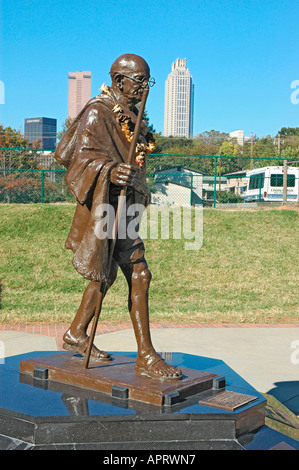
55 53 182 380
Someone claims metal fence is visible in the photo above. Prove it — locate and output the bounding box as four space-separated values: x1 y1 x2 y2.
0 147 299 208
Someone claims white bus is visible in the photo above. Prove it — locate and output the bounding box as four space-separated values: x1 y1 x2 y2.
243 166 299 203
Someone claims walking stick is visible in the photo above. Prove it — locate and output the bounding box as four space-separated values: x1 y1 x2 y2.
83 83 150 369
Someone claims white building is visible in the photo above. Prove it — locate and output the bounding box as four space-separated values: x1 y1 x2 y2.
151 166 227 206
229 130 250 146
164 59 194 138
152 167 202 206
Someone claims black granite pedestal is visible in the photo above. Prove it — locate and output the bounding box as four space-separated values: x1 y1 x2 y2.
0 351 298 450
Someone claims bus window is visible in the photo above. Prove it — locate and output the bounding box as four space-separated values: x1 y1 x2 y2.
249 173 265 190
270 174 296 187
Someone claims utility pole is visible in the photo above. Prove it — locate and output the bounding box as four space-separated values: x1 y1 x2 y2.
278 133 281 155
218 149 221 192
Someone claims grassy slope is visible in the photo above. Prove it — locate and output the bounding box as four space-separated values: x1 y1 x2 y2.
0 204 298 324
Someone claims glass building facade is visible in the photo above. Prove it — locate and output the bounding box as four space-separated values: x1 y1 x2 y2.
24 117 57 150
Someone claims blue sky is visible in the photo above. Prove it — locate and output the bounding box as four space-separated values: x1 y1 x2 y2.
0 0 298 138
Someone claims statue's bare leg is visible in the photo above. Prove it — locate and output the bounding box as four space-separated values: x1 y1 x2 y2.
62 280 111 360
120 260 182 380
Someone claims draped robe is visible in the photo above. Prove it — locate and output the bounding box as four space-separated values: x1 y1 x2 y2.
54 91 151 283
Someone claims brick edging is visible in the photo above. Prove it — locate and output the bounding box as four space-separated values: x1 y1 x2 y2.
1 322 299 337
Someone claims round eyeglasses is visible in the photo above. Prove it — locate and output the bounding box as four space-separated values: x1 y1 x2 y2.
121 74 156 88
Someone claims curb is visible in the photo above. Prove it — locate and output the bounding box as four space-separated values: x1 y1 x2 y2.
1 322 299 351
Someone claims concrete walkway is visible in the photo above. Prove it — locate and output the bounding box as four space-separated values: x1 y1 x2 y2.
1 323 299 416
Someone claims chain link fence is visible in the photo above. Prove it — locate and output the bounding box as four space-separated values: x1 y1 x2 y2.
0 148 72 203
0 147 298 208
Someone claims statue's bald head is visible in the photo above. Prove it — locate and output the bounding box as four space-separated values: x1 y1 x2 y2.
110 53 150 80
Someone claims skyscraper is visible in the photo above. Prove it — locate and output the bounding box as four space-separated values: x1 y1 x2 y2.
24 117 57 150
164 58 194 138
68 71 91 119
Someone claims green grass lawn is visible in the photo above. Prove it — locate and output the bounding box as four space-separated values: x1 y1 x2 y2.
0 204 298 324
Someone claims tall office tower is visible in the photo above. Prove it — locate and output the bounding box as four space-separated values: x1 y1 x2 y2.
68 71 91 119
164 58 194 138
24 117 57 150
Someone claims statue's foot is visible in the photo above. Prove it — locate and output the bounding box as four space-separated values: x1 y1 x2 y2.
62 330 111 361
135 352 182 380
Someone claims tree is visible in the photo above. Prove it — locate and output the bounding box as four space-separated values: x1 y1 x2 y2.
153 135 194 153
143 109 155 134
278 127 299 136
0 124 29 148
220 140 240 157
57 117 74 142
195 130 229 146
276 128 299 161
281 146 299 164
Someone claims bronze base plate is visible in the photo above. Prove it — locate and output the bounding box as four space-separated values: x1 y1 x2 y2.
19 352 223 406
198 390 258 411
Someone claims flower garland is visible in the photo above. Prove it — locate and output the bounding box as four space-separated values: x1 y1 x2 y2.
100 84 155 167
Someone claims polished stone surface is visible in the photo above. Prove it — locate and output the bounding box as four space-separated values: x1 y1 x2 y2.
2 351 263 416
0 351 298 450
